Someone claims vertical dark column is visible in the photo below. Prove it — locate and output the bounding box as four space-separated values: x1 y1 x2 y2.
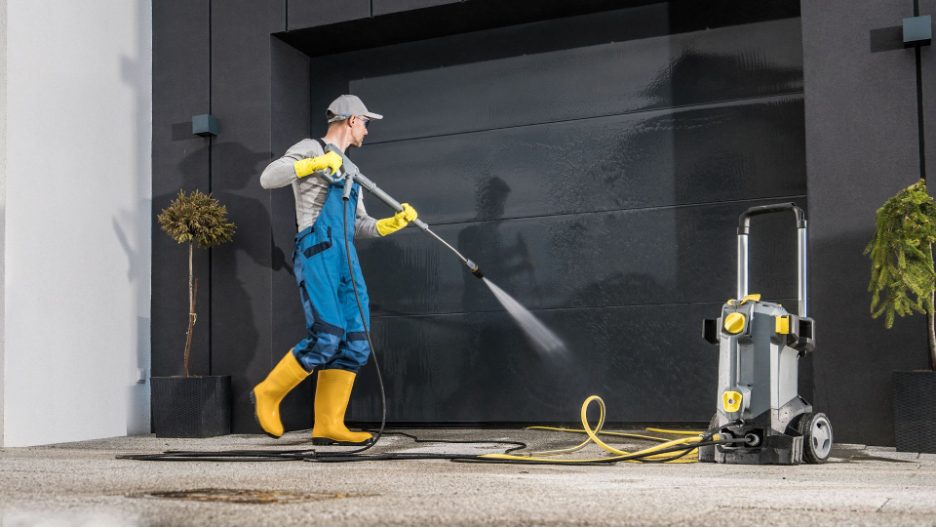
270 38 313 430
801 0 927 446
915 1 927 179
210 0 285 433
919 0 936 179
152 0 212 379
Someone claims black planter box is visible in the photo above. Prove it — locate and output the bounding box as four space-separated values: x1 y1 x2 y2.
893 370 936 454
152 376 231 438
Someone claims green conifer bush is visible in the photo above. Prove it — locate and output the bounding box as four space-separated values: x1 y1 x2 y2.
865 179 936 370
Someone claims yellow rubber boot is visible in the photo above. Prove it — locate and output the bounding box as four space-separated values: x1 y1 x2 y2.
311 369 373 446
250 350 310 438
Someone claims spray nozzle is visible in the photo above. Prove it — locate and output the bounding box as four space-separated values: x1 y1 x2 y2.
466 260 484 279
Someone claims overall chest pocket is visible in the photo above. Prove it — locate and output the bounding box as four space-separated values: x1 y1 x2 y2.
302 226 333 258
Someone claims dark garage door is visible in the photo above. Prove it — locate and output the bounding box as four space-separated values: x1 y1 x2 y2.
297 2 806 425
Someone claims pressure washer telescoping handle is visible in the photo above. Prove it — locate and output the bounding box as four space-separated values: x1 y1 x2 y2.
736 203 808 317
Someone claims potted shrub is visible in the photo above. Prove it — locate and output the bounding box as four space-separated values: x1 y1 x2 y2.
866 179 936 453
153 190 236 437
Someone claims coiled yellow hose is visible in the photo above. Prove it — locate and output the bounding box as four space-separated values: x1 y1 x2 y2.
480 395 708 464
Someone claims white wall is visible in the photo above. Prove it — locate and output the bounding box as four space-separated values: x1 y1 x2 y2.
0 0 8 446
1 0 152 447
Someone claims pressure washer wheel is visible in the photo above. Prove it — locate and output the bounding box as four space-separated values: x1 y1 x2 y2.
795 412 833 464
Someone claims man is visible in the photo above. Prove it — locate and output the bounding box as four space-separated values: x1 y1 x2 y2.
251 95 418 445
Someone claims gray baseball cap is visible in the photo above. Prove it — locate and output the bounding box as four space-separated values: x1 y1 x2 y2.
327 94 383 122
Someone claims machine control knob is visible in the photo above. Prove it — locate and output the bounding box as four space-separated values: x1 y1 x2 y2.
724 313 746 334
723 391 743 412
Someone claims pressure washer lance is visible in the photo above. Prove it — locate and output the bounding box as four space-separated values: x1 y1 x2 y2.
326 145 484 279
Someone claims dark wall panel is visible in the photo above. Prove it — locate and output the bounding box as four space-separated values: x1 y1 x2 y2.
350 16 803 143
354 96 806 224
356 230 431 317
152 0 211 378
157 0 810 434
270 38 314 430
421 198 807 314
357 93 809 316
801 0 925 446
150 0 936 445
353 199 807 424
281 0 798 60
210 0 284 433
287 0 370 31
339 4 808 426
350 300 797 423
373 0 461 17
359 198 807 317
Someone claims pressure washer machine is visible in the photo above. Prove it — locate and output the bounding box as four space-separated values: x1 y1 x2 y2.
699 203 832 465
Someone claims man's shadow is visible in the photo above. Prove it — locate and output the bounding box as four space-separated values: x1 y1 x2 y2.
457 176 536 311
452 176 566 417
205 142 293 432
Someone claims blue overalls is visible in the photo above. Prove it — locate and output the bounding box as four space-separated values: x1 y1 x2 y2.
291 180 371 373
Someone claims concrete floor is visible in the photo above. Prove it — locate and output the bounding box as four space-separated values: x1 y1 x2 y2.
1 428 935 527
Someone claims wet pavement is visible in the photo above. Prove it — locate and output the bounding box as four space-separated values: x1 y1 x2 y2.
1 428 934 526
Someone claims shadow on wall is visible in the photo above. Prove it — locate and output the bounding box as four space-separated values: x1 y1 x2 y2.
0 0 7 445
167 142 275 383
810 228 930 446
177 140 270 364
638 50 804 105
110 0 152 436
457 176 537 309
150 127 211 378
149 139 274 375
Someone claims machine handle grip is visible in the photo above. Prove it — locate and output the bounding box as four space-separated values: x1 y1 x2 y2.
735 202 810 318
738 203 807 235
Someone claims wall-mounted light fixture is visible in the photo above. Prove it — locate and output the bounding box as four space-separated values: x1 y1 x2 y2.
192 114 219 137
903 15 932 47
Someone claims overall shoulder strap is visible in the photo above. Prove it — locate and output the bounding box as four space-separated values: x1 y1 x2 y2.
314 138 328 153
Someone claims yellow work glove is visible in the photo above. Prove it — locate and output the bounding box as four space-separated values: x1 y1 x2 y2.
294 151 343 178
376 203 418 236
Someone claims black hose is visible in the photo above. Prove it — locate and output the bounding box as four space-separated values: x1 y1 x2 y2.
338 198 384 454
116 195 516 464
116 191 741 466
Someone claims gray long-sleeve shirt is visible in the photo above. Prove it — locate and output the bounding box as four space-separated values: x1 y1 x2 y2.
260 138 380 238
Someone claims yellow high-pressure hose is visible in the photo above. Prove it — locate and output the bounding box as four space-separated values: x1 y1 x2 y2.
480 396 709 464
647 427 704 435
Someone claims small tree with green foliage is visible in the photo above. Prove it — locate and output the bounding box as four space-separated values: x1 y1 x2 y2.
865 179 936 371
158 190 236 377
